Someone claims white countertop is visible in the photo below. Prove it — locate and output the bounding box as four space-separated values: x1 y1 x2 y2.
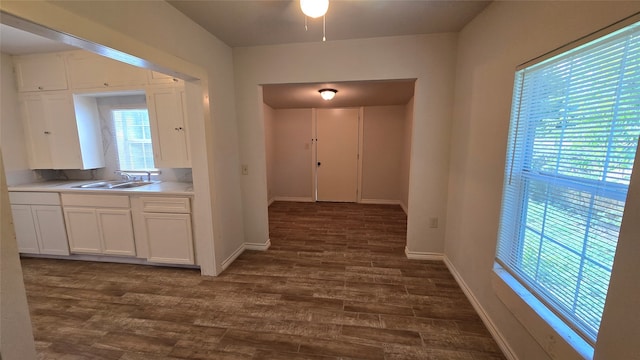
8 180 194 196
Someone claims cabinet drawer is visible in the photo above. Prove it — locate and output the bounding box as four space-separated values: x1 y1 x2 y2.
61 194 130 208
140 196 190 213
9 192 60 205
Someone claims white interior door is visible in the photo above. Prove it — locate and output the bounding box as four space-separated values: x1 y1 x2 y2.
316 108 359 202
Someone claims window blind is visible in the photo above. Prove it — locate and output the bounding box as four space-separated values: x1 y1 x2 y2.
496 21 640 344
113 109 155 170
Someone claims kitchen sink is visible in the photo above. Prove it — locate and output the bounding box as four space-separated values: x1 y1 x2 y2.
110 181 154 188
73 181 154 189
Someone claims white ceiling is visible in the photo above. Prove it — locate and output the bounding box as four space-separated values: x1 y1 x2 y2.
263 79 415 109
168 0 491 47
0 24 77 55
0 1 489 108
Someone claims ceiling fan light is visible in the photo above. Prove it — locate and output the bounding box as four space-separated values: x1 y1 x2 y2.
300 0 329 19
319 88 337 100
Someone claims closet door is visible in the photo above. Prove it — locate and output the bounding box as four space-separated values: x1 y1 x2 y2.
316 108 360 202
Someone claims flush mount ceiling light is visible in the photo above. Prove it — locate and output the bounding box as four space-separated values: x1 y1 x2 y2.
300 0 330 41
319 88 337 100
300 0 329 18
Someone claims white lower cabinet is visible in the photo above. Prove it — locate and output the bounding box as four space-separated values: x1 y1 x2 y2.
143 213 194 264
132 196 194 265
97 209 137 256
11 204 40 254
62 194 136 256
12 191 194 266
63 207 101 253
9 192 69 256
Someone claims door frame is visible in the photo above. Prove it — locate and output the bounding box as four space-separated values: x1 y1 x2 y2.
311 107 364 202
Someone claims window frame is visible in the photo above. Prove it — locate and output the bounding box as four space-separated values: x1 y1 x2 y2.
493 14 640 359
112 107 156 171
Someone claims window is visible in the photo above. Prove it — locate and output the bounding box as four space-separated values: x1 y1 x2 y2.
496 21 640 345
113 109 155 170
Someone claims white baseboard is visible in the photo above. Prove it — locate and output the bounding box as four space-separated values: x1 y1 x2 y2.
399 201 408 215
221 239 272 271
221 244 245 270
359 198 402 206
220 239 271 271
273 196 314 202
244 239 271 251
404 247 444 261
444 257 517 360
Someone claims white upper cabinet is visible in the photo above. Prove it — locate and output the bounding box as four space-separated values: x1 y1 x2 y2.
147 86 191 168
66 51 147 90
19 91 105 170
13 53 68 92
13 50 192 170
147 71 183 85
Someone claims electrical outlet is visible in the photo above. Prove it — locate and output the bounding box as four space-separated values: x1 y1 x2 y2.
429 217 439 228
241 164 249 175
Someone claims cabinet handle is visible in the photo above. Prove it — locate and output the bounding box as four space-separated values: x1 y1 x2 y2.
104 82 109 87
38 86 43 90
172 78 178 82
44 131 51 135
175 127 183 131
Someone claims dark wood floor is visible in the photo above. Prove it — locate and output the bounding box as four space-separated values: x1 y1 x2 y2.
22 201 505 360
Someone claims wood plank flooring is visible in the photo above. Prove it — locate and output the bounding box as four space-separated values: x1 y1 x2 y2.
22 201 505 359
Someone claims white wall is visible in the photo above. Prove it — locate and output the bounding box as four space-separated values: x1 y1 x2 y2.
234 34 457 254
0 53 33 186
446 2 640 359
267 105 405 203
0 148 37 360
399 97 414 213
0 0 245 274
272 108 313 200
361 105 404 202
263 103 275 204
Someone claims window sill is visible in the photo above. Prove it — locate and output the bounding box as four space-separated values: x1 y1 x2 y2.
492 264 593 360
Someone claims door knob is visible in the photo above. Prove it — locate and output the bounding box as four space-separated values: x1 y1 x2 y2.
317 162 321 167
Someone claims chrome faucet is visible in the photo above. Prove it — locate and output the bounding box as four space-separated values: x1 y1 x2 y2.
115 170 151 182
115 170 132 181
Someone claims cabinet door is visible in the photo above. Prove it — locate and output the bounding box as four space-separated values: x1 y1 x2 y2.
20 93 84 170
97 209 136 256
66 51 109 89
147 71 182 85
143 213 194 264
14 53 68 92
106 60 147 88
31 205 69 256
44 93 83 169
10 205 40 254
20 94 53 168
147 87 191 168
64 207 102 254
